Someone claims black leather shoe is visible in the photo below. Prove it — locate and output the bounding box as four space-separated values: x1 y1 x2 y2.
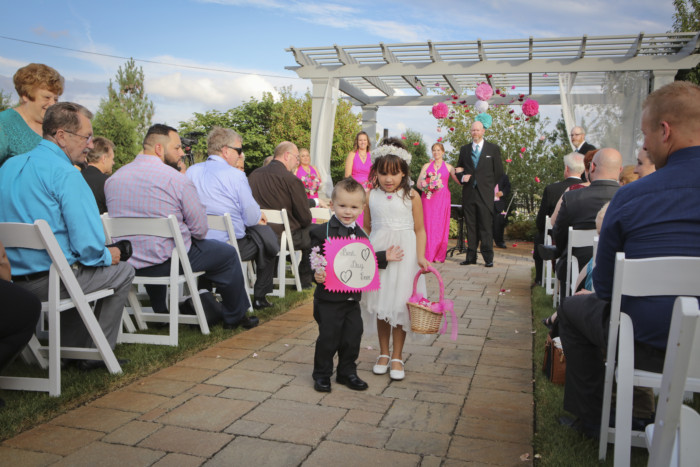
223 315 260 330
336 374 368 391
495 242 507 249
76 358 130 371
537 244 559 261
558 415 599 439
460 260 476 265
253 298 273 309
484 262 494 268
314 377 331 392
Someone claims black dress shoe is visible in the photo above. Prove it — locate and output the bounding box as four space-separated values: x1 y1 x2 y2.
336 374 368 391
484 262 494 268
314 377 331 392
558 415 599 439
495 242 507 249
223 315 260 330
460 260 476 265
537 244 559 261
76 358 130 371
253 298 273 309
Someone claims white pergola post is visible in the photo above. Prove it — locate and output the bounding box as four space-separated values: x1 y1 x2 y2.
651 70 678 91
361 105 379 149
310 77 339 199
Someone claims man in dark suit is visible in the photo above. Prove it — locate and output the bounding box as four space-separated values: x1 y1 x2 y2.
533 152 584 283
82 136 115 214
249 141 314 288
551 148 622 286
455 121 503 267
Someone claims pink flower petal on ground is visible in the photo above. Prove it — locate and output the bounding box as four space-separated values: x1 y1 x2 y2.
452 94 459 99
366 346 373 350
253 353 258 358
416 85 422 89
435 82 440 86
512 243 518 247
500 288 506 292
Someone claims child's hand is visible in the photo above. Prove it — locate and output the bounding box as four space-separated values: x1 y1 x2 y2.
418 256 431 271
385 245 404 262
314 269 326 283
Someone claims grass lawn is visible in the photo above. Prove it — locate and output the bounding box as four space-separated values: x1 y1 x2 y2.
0 287 313 442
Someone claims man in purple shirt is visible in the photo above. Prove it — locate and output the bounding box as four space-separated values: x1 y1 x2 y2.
186 127 278 310
105 124 257 330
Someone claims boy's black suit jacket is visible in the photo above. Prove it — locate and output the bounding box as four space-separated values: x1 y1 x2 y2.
310 216 388 303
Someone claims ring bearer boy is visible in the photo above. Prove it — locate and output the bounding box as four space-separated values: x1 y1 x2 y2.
310 178 403 392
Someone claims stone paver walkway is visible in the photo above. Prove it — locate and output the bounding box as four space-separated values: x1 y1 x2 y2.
0 244 535 466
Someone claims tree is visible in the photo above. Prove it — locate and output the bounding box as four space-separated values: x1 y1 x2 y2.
672 0 700 84
0 90 13 112
178 89 360 179
437 91 565 215
106 58 154 138
92 100 141 169
92 59 155 169
401 128 430 184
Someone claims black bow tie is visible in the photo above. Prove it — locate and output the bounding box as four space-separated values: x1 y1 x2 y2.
342 225 356 237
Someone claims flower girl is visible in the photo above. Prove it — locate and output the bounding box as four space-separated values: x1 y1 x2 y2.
361 138 430 381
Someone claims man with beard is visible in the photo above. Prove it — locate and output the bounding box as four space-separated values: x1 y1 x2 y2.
105 124 256 330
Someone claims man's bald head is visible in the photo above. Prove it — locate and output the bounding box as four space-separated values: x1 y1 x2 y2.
590 148 623 182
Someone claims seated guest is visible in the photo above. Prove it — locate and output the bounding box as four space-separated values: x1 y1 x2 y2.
540 148 621 288
82 136 115 214
249 141 314 289
619 164 639 185
558 81 700 438
186 127 278 310
634 147 656 178
0 102 134 366
1 239 41 406
105 124 257 330
0 63 63 167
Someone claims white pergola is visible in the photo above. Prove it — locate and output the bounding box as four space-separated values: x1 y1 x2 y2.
286 32 700 195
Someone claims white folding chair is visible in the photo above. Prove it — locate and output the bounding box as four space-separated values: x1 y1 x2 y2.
310 207 332 223
598 253 700 464
565 227 597 298
543 216 556 297
206 214 253 309
0 220 121 396
102 215 209 346
261 209 302 297
644 297 700 467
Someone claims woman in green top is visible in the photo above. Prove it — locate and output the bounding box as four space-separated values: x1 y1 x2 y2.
0 63 64 167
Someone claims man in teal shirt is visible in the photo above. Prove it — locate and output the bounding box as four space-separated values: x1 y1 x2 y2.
0 102 134 362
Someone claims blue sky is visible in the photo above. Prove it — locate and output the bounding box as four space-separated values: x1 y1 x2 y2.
0 0 676 142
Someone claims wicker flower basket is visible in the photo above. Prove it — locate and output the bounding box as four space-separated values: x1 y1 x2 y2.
406 266 448 334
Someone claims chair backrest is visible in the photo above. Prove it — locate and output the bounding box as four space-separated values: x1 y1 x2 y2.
1 220 89 305
648 296 700 466
261 209 294 250
102 214 193 278
310 207 332 222
207 214 238 248
565 227 597 297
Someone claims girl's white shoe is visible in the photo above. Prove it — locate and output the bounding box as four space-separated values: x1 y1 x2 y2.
373 355 390 375
389 359 405 380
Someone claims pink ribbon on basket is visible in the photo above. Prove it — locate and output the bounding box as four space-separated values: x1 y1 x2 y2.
430 298 457 340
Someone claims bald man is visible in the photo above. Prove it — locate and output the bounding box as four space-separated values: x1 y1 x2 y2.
558 81 700 438
551 148 622 287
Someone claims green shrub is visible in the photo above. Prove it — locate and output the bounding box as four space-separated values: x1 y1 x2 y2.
506 218 537 241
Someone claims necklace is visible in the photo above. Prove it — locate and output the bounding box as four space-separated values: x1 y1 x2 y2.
382 189 395 200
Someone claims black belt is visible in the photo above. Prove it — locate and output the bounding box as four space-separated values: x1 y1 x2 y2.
12 270 50 282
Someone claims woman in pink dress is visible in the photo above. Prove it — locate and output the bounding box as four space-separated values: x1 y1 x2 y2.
417 142 460 263
295 148 321 199
344 131 372 228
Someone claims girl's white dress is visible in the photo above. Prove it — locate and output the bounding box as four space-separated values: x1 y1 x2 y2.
361 188 427 334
